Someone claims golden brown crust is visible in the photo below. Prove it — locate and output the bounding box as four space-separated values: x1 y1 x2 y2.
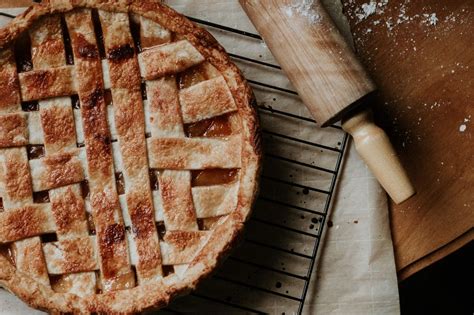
148 136 242 169
49 185 88 237
0 0 262 313
179 76 238 124
161 231 209 265
0 113 29 148
0 204 55 243
147 76 184 137
18 66 76 101
29 150 85 191
39 100 77 153
43 236 98 274
2 148 34 206
100 8 163 285
0 50 21 112
192 182 240 218
159 170 198 231
30 15 66 69
138 40 205 80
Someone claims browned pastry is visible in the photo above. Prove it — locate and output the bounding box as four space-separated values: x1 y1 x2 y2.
0 0 261 313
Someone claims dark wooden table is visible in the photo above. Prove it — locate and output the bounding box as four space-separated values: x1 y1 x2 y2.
343 0 473 280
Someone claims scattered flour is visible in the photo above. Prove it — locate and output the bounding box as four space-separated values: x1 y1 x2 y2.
459 116 471 133
423 13 439 26
359 2 377 20
349 0 441 36
283 0 321 25
355 0 388 21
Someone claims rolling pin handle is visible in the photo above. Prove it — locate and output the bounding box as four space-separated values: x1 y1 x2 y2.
342 109 415 204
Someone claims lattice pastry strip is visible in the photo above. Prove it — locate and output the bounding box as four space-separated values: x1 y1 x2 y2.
98 9 162 284
18 66 76 102
43 236 98 274
179 76 238 124
29 150 85 192
28 14 97 296
139 15 172 138
138 40 205 80
147 136 242 169
192 182 240 218
0 203 55 243
65 9 134 291
39 97 77 153
29 15 67 69
146 77 184 138
138 15 172 48
139 24 214 279
27 111 44 145
0 112 28 148
158 170 198 231
0 147 33 209
13 238 51 288
48 186 89 240
0 49 21 113
0 104 66 149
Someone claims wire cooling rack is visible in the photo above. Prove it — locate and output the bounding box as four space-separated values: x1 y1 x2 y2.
157 17 349 314
0 7 348 315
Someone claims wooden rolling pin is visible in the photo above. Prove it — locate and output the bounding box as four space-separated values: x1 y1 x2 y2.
240 0 415 204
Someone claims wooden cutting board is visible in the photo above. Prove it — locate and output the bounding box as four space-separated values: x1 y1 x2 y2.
342 0 473 279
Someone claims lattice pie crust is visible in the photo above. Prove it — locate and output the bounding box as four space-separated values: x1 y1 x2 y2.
0 0 260 313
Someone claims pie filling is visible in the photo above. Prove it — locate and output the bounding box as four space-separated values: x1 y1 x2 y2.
33 191 50 203
0 245 16 267
21 101 39 112
27 145 45 160
156 221 166 240
149 170 159 190
115 172 125 195
192 169 239 186
80 180 90 199
162 265 175 277
40 233 58 243
185 114 234 138
102 271 136 292
50 274 75 293
86 212 96 235
178 63 218 89
197 216 226 231
14 32 33 72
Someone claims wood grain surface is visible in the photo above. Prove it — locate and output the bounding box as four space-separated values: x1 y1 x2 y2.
342 0 473 279
239 0 375 126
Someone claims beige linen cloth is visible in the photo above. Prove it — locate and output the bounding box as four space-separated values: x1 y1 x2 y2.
0 1 399 314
